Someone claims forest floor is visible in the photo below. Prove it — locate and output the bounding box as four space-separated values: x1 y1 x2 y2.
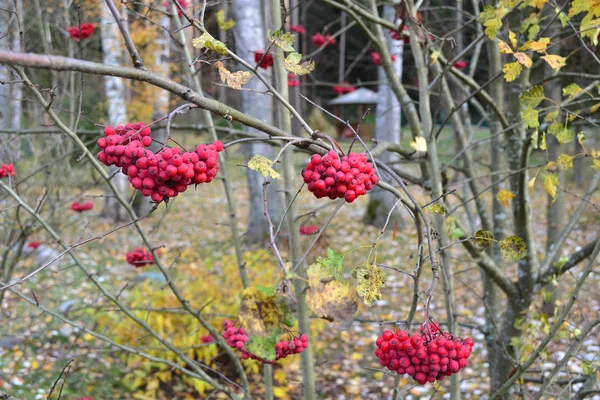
0 130 599 399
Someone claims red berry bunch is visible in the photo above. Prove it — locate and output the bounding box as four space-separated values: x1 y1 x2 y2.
254 51 274 69
0 163 16 178
27 241 41 249
302 150 379 203
222 320 308 364
375 324 474 385
96 122 223 203
71 201 94 212
453 60 468 70
312 33 336 47
299 225 319 235
163 0 187 17
371 51 397 65
200 334 215 343
389 26 410 43
66 23 96 42
333 81 356 95
288 73 300 87
290 24 306 35
126 248 161 268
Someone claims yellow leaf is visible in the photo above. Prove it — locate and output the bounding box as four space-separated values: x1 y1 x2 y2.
528 176 536 194
273 387 288 398
430 50 440 64
590 103 600 113
593 159 600 170
216 9 236 30
269 30 295 52
284 52 315 75
528 0 548 9
498 39 513 54
410 136 427 152
527 37 551 52
577 132 586 145
215 61 252 90
509 30 518 48
556 154 573 170
541 53 566 70
247 155 282 179
351 263 386 306
497 189 516 207
191 32 228 55
545 109 559 122
484 17 503 39
503 61 523 82
514 52 533 67
543 171 560 201
351 352 364 360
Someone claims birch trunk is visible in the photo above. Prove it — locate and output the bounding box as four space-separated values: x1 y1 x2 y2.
101 2 130 221
364 5 403 227
232 0 283 245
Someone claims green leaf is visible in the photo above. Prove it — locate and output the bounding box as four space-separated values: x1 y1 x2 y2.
581 361 594 376
484 17 503 39
273 295 297 327
503 61 523 82
522 107 540 128
531 128 539 149
247 155 282 179
577 132 586 145
284 52 315 75
520 85 545 107
548 121 575 144
563 83 583 98
315 248 345 279
558 11 570 27
472 230 494 251
269 30 295 52
244 330 280 361
216 9 236 31
428 203 447 215
568 0 593 17
556 154 573 170
351 263 386 306
500 236 528 262
447 216 465 241
191 32 228 55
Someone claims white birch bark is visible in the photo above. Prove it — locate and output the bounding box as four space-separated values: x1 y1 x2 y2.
232 0 283 244
364 5 403 227
101 2 130 221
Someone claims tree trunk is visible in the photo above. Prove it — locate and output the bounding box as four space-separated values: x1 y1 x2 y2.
100 2 130 222
134 13 172 216
364 5 403 227
232 0 283 245
0 0 21 163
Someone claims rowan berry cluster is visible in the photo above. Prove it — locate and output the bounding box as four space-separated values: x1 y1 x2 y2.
302 150 379 203
70 201 94 212
96 122 223 203
312 33 336 47
27 241 41 249
0 163 16 178
375 324 474 385
66 23 96 42
254 51 274 69
126 248 160 268
222 320 308 364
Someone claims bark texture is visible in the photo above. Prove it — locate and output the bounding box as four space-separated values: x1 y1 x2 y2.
232 0 283 245
101 2 130 222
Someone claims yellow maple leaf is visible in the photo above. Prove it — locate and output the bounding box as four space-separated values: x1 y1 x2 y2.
284 52 315 75
514 52 533 67
541 53 566 70
191 32 228 55
498 39 514 54
215 61 252 90
497 189 516 207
